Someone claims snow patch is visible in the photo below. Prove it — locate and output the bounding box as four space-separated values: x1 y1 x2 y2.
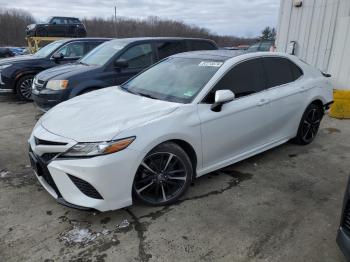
60 226 97 245
117 219 130 229
0 170 10 178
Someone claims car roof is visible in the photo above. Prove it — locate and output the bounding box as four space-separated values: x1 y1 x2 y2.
172 50 246 61
108 37 215 43
59 37 112 43
172 50 294 62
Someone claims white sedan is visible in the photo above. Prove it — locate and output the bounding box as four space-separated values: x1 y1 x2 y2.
28 51 333 211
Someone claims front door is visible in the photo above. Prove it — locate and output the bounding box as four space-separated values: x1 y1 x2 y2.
198 58 272 171
112 43 155 86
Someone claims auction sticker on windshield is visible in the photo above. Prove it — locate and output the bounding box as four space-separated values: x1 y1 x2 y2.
198 61 223 67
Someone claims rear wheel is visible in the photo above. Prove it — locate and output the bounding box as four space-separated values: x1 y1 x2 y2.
132 143 193 206
293 103 323 145
16 75 33 101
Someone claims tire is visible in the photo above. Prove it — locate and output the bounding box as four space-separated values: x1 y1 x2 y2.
36 28 47 37
132 142 193 206
293 103 323 145
16 75 34 101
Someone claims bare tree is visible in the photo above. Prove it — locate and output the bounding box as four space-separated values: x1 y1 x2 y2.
0 8 35 46
0 8 256 47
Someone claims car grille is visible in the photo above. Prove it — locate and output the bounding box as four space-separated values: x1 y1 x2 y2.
40 153 59 163
35 137 67 146
68 174 103 199
29 147 62 197
342 200 350 232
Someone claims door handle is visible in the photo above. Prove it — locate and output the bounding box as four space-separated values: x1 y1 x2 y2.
257 99 270 106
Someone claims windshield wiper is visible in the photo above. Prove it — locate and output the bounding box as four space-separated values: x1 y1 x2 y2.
121 86 156 99
78 61 88 66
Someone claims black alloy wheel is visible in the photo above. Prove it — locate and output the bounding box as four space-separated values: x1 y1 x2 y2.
133 143 193 206
294 103 323 145
16 75 33 101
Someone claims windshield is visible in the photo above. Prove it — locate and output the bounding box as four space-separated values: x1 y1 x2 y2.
33 41 63 58
121 57 223 103
80 40 130 66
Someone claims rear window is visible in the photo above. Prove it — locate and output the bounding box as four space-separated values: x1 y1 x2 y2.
188 40 217 51
263 57 294 88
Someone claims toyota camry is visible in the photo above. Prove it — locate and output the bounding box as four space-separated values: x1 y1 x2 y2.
28 50 333 211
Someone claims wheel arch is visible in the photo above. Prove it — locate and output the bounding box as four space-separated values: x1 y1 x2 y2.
14 72 36 94
146 139 198 180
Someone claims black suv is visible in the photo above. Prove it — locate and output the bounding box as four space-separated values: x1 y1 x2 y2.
32 37 218 111
337 177 350 261
0 38 110 100
26 17 87 37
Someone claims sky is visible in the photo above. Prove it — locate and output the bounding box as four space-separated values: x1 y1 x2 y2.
1 0 280 37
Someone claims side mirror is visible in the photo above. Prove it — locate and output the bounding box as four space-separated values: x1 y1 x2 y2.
211 90 235 112
52 52 64 61
114 59 129 69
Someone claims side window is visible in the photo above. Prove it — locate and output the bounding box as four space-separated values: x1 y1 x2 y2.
203 58 266 103
156 41 187 60
263 57 294 88
118 44 153 69
288 60 303 80
259 42 272 51
85 42 102 54
189 41 217 51
57 42 84 58
51 17 64 25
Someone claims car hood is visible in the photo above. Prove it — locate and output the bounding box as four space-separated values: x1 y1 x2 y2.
37 63 97 81
0 55 41 65
40 87 180 142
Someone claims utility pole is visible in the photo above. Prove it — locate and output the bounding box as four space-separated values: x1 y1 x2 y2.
114 2 118 38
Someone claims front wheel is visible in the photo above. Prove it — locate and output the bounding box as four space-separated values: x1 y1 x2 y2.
132 143 193 206
293 103 323 145
16 75 33 101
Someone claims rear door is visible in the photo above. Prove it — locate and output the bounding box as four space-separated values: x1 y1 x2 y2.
155 40 188 61
262 57 305 140
198 58 272 170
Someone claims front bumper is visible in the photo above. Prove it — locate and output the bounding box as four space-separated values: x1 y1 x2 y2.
337 227 350 261
32 90 67 112
28 129 142 212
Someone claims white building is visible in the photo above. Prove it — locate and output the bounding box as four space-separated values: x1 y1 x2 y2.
276 0 350 89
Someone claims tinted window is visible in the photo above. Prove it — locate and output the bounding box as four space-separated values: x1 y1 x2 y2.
204 58 266 103
157 41 187 60
263 57 294 88
57 42 85 58
85 42 103 53
118 44 153 69
51 17 64 24
189 40 216 51
288 60 303 80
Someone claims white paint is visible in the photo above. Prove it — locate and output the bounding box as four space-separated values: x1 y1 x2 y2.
29 52 333 211
276 0 350 89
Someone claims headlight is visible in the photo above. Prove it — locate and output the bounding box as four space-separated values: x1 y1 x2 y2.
46 80 69 90
27 24 36 30
62 137 135 157
0 64 12 71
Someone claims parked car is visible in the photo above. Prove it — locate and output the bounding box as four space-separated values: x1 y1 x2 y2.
0 38 110 100
26 17 87 37
0 48 15 59
28 50 333 211
246 40 274 52
337 177 350 261
32 37 218 111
